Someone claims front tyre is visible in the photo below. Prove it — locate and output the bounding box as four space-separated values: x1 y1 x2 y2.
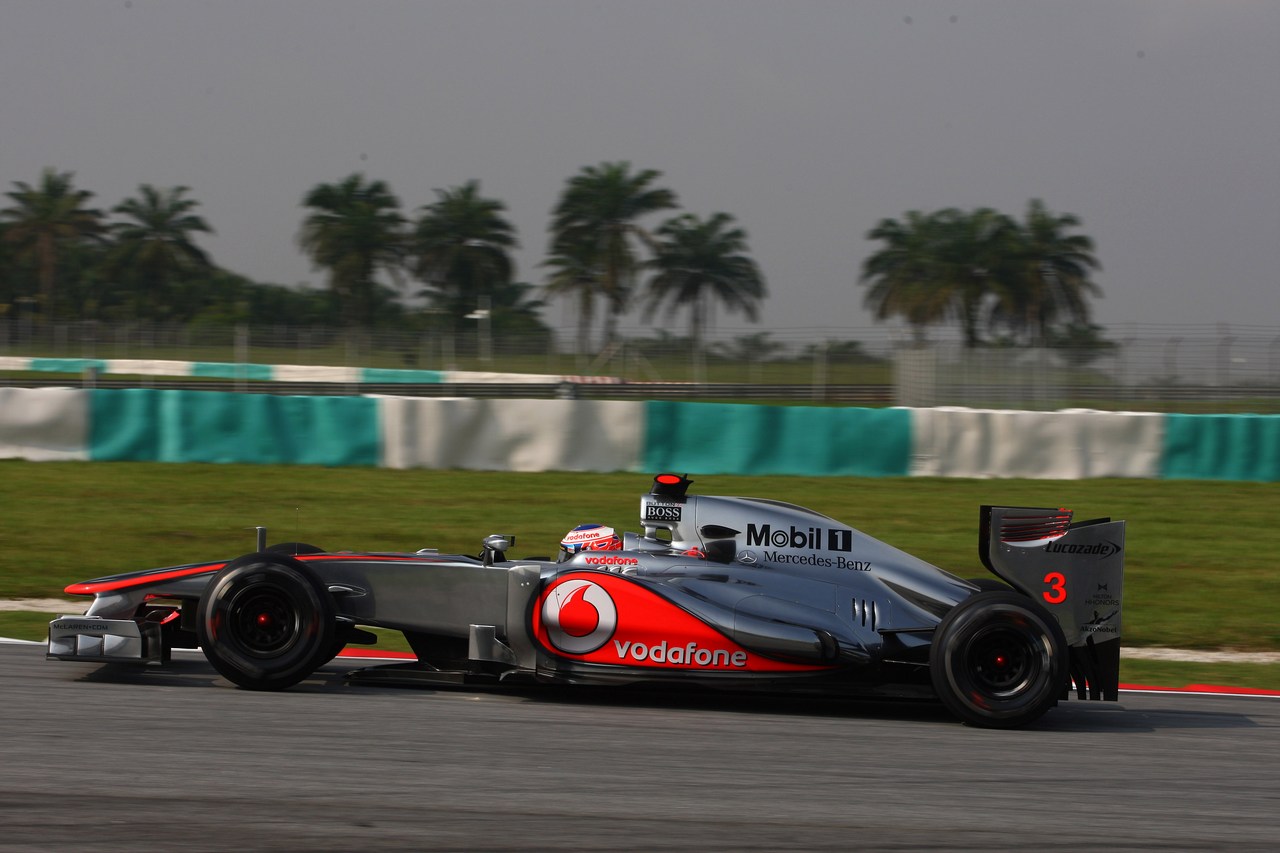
197 553 336 690
930 591 1067 729
266 542 325 555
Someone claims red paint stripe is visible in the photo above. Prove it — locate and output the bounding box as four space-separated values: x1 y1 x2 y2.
64 564 226 595
298 554 428 562
336 649 417 660
62 553 436 596
1119 682 1280 697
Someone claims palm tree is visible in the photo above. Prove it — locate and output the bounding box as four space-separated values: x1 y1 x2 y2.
1 168 104 318
489 280 547 322
932 207 1020 347
644 212 767 372
487 280 552 350
547 161 677 350
409 180 518 329
862 206 1087 347
299 174 406 328
107 184 214 320
0 222 18 308
542 241 601 361
990 199 1101 344
860 210 954 345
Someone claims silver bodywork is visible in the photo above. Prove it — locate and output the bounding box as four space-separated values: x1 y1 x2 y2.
49 477 1125 703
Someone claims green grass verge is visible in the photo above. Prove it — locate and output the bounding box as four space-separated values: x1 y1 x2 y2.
0 612 63 641
3 461 1277 657
1120 659 1280 692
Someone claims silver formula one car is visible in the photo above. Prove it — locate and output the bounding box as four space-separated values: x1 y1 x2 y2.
49 474 1125 728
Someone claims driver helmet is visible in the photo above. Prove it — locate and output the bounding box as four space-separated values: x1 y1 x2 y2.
560 523 623 558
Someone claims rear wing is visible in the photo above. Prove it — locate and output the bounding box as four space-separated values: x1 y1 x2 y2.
979 506 1125 701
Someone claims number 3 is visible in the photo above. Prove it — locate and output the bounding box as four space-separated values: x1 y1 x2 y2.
1043 572 1067 604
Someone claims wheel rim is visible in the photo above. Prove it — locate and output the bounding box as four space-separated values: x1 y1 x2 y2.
962 622 1045 699
225 582 301 657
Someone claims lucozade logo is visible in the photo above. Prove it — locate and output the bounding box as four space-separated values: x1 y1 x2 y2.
541 578 617 654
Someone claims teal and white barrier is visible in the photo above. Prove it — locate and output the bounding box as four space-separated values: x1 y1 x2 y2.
89 389 379 466
379 397 643 472
909 408 1167 479
1 387 1276 481
0 387 90 462
0 355 586 385
640 402 911 477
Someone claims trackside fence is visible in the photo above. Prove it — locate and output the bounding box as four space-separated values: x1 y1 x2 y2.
3 320 1278 412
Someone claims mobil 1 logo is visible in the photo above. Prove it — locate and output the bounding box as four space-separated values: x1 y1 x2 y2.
746 523 853 552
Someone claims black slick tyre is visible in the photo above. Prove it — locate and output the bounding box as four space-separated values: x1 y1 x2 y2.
966 577 1011 592
196 552 336 690
266 542 325 555
930 591 1067 729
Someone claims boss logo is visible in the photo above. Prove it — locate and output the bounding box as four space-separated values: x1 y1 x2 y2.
645 503 683 522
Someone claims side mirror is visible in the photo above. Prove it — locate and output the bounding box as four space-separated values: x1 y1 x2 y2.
481 534 515 565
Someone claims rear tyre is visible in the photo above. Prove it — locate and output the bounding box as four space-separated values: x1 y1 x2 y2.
930 591 1067 729
197 553 335 690
966 577 1011 592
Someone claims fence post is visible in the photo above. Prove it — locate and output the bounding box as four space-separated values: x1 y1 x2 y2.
1217 333 1234 387
234 324 249 393
1163 337 1181 385
812 341 828 401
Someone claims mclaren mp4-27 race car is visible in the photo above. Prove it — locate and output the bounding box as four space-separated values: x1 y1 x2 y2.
48 474 1126 728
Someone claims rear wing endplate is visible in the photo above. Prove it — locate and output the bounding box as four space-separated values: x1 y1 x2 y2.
980 506 1125 701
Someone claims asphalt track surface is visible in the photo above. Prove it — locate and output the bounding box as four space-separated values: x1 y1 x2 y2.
3 643 1277 852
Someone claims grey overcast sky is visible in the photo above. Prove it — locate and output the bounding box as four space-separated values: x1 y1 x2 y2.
2 1 1277 340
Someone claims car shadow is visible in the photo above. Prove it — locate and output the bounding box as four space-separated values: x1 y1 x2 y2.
64 654 1264 732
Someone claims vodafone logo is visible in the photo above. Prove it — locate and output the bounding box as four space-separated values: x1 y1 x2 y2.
541 578 618 654
583 555 638 566
562 526 616 545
